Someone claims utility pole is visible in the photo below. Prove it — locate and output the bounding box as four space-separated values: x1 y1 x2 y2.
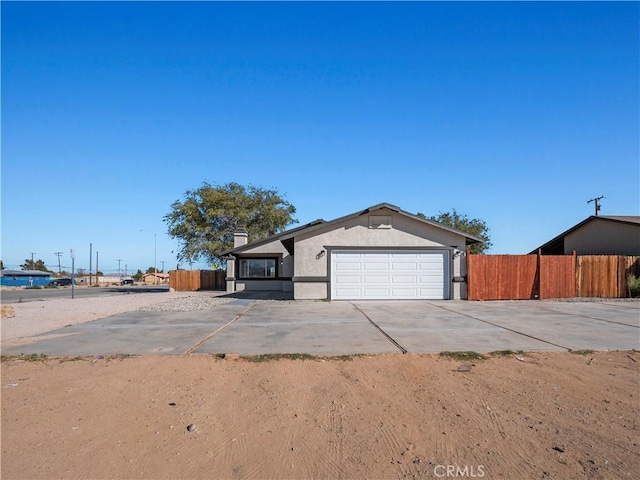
587 195 605 216
161 260 165 273
29 252 36 269
154 233 157 285
70 249 75 299
89 243 92 286
96 252 99 285
117 259 122 279
54 252 63 275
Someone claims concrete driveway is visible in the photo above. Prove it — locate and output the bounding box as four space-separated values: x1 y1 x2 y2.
2 297 638 357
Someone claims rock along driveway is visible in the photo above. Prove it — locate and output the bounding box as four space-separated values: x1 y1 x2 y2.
2 296 639 357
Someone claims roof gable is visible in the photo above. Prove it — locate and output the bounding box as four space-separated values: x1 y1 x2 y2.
222 203 483 256
531 215 640 254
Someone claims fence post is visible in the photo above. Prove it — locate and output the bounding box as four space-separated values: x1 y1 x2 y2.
535 249 542 300
466 249 472 300
571 250 580 297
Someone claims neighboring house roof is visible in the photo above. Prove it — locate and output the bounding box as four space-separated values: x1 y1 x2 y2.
142 272 170 279
221 202 483 256
0 269 52 277
530 215 640 254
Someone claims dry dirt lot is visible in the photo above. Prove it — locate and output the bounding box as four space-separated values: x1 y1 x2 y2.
2 350 638 479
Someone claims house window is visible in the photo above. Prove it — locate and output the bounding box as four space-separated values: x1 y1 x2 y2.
239 259 277 278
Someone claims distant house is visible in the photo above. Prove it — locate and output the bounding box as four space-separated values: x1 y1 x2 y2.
532 216 640 255
0 269 53 287
142 272 170 285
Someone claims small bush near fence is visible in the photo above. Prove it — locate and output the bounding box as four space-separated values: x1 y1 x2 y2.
628 275 640 298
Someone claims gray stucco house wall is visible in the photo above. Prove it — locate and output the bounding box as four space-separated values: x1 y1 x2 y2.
222 203 482 300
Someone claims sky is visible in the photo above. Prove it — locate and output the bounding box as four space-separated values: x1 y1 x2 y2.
2 1 638 275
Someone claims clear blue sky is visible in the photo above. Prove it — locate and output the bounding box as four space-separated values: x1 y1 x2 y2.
2 1 638 274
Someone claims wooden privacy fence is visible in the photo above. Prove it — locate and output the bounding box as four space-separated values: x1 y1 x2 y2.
467 254 538 301
468 254 639 301
577 256 640 297
169 269 226 291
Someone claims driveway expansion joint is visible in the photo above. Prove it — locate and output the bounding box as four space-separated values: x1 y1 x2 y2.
535 304 640 328
426 302 572 352
184 302 257 355
350 302 408 354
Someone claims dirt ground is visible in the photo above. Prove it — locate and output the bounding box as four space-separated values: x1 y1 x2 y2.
1 350 638 479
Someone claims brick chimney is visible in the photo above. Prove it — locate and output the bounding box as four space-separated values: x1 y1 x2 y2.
233 226 248 247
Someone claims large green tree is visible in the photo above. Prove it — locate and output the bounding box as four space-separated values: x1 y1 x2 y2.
164 182 297 264
20 259 52 272
417 209 492 254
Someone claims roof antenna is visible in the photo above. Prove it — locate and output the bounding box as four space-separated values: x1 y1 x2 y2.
587 195 605 216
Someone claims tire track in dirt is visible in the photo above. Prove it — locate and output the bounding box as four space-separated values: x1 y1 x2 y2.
431 364 541 478
336 357 427 479
288 361 352 479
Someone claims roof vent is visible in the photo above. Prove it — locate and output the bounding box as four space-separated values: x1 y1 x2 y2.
369 215 392 229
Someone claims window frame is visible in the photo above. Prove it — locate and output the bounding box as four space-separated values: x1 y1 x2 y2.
237 257 279 279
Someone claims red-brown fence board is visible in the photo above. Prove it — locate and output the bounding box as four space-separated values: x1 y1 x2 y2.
468 254 537 300
539 255 576 299
470 254 638 301
577 256 640 297
169 269 226 291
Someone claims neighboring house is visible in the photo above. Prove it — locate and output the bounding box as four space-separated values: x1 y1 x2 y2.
142 272 170 284
221 203 483 300
532 216 640 255
0 269 52 287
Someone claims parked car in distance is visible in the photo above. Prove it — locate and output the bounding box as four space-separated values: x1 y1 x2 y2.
48 278 73 286
120 279 134 285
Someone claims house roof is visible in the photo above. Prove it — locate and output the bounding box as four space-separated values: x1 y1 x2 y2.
221 203 483 256
142 272 170 278
219 219 327 256
530 215 640 254
0 269 52 277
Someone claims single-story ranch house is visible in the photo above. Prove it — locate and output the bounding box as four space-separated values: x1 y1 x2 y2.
0 269 52 287
531 216 640 255
221 203 483 300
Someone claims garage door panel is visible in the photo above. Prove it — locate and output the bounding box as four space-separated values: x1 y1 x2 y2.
335 288 363 297
333 252 362 258
420 259 443 267
364 275 390 284
392 275 418 283
363 289 395 298
335 275 362 283
392 252 418 258
363 262 390 270
365 253 389 258
391 288 420 296
391 263 417 271
331 250 449 300
335 263 362 271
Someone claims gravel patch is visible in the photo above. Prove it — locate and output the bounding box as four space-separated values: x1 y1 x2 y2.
137 295 231 312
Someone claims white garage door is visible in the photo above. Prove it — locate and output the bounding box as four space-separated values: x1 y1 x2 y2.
331 250 449 300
